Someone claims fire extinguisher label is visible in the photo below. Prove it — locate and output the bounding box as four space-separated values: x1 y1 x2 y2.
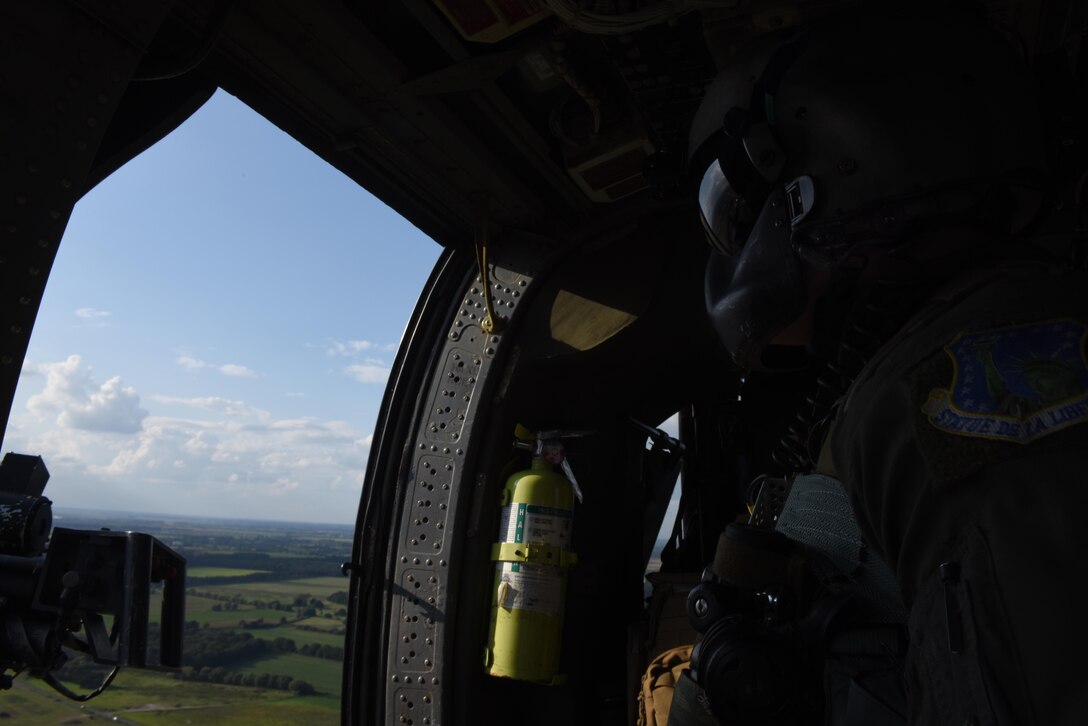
499 504 571 548
524 505 571 547
497 562 562 614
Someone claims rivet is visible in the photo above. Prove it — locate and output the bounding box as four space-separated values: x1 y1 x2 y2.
18 297 31 305
418 443 425 450
400 695 407 702
86 116 98 128
455 449 463 455
424 659 432 667
26 162 38 174
60 178 72 189
392 675 399 683
36 239 48 248
75 140 87 151
10 326 22 335
430 445 437 452
28 267 39 277
413 558 420 565
432 677 440 685
97 93 109 105
1 356 13 366
417 676 425 684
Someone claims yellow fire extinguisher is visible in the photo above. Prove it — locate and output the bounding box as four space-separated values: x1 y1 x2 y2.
484 427 582 684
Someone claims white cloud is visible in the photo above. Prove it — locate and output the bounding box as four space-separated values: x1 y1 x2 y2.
177 355 208 370
344 364 390 384
176 354 257 378
149 394 267 419
8 357 376 523
219 364 255 378
285 391 305 398
26 355 147 434
325 339 397 357
75 308 111 321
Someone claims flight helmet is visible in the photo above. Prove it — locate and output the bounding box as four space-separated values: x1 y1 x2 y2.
690 8 1048 368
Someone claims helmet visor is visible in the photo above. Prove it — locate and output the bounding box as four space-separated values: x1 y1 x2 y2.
698 160 756 257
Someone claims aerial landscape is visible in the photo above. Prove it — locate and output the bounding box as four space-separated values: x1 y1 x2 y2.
5 509 353 725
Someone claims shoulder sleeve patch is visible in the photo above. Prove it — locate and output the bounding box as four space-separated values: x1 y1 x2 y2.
921 319 1088 444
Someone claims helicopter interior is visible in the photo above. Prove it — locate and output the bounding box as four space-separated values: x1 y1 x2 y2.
2 1 1085 724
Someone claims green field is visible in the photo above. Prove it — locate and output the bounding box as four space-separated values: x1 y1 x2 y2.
248 624 346 647
229 652 343 696
188 566 272 577
7 670 338 726
295 616 346 631
148 594 292 627
201 576 346 601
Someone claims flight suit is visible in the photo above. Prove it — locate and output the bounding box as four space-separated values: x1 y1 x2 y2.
829 259 1088 725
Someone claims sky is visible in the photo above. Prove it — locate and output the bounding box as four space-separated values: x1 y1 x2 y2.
1 90 441 524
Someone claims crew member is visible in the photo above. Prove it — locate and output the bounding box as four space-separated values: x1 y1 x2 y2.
682 7 1088 724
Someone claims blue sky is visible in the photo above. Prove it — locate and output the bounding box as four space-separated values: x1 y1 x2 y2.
1 90 440 524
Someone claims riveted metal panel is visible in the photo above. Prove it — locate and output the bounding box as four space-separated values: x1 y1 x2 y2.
383 237 549 724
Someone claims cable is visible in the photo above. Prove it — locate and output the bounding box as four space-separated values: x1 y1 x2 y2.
133 0 234 81
42 666 120 702
474 203 500 334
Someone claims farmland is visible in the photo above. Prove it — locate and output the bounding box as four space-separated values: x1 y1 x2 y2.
7 509 354 724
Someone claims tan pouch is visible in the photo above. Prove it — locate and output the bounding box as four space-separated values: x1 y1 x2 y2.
637 644 693 726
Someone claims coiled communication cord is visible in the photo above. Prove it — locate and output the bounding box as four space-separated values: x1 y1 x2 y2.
770 276 924 473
